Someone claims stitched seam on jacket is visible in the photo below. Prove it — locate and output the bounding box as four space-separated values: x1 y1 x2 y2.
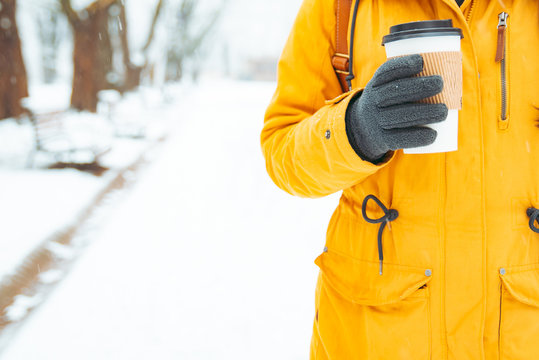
312 42 337 114
336 0 341 52
500 263 539 274
439 152 448 360
320 272 430 306
326 247 428 272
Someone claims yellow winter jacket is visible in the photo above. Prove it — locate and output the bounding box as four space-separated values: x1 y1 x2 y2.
261 0 539 359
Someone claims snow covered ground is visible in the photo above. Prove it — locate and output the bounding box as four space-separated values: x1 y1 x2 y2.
0 169 108 280
1 80 340 359
0 84 179 290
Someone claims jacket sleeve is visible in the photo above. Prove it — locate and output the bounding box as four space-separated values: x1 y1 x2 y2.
261 0 395 198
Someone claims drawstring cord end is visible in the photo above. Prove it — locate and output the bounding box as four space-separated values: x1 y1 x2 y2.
528 207 539 233
345 74 354 92
362 195 399 276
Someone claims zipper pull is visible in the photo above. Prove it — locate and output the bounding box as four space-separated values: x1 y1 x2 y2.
496 12 509 62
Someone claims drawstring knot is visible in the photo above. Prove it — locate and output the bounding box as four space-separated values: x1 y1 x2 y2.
362 195 399 276
527 207 539 233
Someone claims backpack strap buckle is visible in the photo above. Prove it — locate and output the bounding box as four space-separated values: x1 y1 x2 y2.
332 53 350 75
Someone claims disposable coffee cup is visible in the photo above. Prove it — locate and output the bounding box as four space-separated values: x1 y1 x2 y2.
382 20 464 154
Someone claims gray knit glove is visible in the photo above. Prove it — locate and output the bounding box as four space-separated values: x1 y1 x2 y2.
345 54 448 163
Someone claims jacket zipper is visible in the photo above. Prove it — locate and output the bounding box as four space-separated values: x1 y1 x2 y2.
466 0 475 23
496 12 509 128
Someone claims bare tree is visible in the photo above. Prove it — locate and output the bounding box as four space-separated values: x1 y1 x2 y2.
0 0 28 120
59 0 166 112
115 1 143 91
60 0 117 112
165 0 220 82
141 0 164 63
36 3 66 83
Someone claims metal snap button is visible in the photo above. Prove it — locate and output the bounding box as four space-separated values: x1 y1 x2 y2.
325 130 331 139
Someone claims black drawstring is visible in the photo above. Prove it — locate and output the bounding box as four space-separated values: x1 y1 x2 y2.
360 202 536 275
362 195 399 275
527 207 539 233
345 0 360 91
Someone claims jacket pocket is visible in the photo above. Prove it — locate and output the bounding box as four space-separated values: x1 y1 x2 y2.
314 248 432 360
499 264 539 359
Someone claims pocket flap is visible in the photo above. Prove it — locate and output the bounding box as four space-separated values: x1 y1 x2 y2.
500 265 539 308
315 248 432 306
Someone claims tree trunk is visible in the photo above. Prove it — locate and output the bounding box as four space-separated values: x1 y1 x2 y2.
61 0 165 111
70 4 113 112
62 0 115 112
0 0 28 120
117 1 141 91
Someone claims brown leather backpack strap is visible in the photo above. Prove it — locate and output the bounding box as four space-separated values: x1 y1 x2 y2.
332 0 353 93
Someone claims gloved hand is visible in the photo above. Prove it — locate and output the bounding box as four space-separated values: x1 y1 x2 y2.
345 54 448 162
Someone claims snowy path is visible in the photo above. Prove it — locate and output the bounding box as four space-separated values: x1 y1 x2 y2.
2 80 340 360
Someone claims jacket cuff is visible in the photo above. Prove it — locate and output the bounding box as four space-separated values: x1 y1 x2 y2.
327 89 396 171
344 92 392 165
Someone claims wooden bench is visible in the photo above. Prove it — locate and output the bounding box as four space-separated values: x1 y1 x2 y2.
25 108 111 167
98 89 146 139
